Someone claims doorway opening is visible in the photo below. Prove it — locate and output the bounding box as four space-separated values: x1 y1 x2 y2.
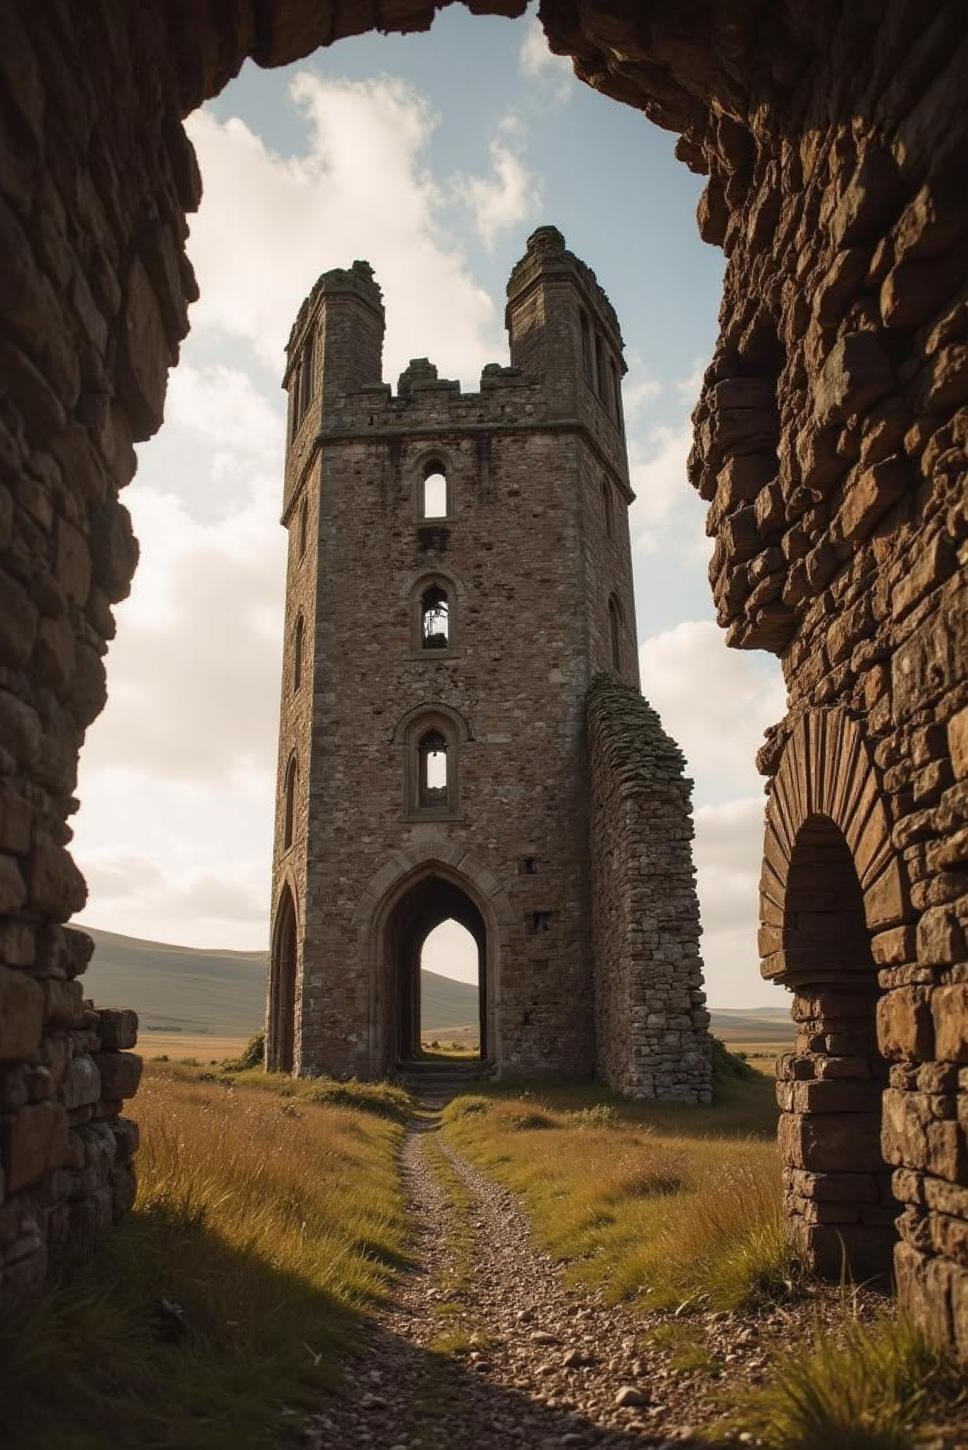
784 814 899 1279
386 874 485 1065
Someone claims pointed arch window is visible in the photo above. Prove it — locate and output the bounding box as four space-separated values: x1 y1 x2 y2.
283 755 298 849
608 594 623 673
293 614 304 693
602 479 613 539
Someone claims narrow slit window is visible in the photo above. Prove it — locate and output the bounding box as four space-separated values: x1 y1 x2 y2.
595 336 606 401
611 359 623 428
421 585 449 649
418 730 448 807
580 308 593 378
298 497 308 557
299 332 314 422
293 615 304 692
422 468 448 519
290 362 302 438
608 595 622 672
283 757 297 848
602 479 613 539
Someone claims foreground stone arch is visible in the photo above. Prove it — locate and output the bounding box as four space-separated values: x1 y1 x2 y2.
0 0 965 1349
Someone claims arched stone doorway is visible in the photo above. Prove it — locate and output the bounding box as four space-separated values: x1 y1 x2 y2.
386 875 486 1065
780 814 898 1278
267 883 297 1073
761 710 910 1282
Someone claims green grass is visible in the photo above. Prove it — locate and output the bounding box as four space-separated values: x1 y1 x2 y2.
727 1310 967 1449
441 1069 791 1315
0 1064 408 1450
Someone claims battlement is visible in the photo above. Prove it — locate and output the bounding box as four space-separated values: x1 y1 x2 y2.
282 228 630 514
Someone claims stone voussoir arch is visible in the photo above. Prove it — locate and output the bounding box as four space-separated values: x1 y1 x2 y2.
352 840 513 938
759 708 911 986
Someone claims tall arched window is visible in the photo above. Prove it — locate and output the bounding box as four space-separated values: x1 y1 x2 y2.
418 729 448 807
289 362 302 441
602 479 613 539
298 331 314 423
595 336 606 402
421 585 449 649
608 594 622 672
610 359 623 429
420 462 449 519
298 496 308 557
283 755 298 849
398 707 465 820
293 614 304 692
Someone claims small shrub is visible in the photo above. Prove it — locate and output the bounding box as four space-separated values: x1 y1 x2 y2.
446 1096 491 1119
569 1104 620 1130
504 1109 556 1131
220 1032 265 1073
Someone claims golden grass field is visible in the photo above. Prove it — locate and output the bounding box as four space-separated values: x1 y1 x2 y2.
0 1064 408 1450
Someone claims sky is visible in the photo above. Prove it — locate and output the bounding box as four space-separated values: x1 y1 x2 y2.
71 6 787 1007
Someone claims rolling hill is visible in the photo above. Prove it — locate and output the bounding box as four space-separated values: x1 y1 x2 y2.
79 926 792 1045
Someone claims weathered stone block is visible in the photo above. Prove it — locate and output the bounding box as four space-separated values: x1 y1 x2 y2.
96 1008 138 1051
877 987 934 1061
0 966 43 1062
932 985 968 1064
814 332 893 426
95 1052 142 1102
1 1101 67 1194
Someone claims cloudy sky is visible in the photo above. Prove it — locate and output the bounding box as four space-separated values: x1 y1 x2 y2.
72 7 786 1007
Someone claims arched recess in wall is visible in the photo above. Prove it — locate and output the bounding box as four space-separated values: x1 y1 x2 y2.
292 613 304 692
405 567 463 653
415 454 451 520
759 709 911 1280
282 754 298 849
607 593 623 672
268 882 298 1073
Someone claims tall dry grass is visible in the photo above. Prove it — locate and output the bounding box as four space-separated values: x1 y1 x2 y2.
442 1071 790 1313
0 1064 407 1450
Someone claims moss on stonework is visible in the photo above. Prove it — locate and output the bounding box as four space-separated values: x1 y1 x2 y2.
586 673 690 784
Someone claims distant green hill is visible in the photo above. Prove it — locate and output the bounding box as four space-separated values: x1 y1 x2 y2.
81 926 480 1038
79 926 790 1044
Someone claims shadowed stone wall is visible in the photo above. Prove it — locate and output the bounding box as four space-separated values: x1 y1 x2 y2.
0 0 964 1354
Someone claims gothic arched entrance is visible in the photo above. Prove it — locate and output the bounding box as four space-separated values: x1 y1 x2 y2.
385 874 486 1066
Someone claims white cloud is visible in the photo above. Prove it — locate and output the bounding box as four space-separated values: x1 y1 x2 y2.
639 620 786 801
693 797 777 1006
457 138 541 250
519 14 575 103
185 72 505 382
628 417 695 553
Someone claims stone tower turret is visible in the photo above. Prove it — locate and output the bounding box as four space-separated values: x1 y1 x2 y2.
267 228 711 1101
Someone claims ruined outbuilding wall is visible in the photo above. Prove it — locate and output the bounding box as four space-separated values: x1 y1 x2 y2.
587 675 710 1103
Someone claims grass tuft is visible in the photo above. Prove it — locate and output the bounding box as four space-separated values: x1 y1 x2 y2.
725 1310 967 1449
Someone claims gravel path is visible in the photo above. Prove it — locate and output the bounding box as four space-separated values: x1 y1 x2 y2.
305 1091 716 1449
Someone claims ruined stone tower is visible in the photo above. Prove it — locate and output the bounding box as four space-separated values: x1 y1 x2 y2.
267 226 710 1098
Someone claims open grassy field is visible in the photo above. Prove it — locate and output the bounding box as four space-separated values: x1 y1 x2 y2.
0 1064 409 1450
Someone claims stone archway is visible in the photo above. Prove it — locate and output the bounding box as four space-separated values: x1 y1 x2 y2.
354 843 510 1077
384 874 486 1064
760 710 911 1280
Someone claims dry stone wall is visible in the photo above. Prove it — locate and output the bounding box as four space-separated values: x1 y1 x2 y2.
0 0 964 1356
587 675 711 1102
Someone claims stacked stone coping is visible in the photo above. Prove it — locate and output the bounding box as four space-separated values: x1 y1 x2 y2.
587 674 711 1103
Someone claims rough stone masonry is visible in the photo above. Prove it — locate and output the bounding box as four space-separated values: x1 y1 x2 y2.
0 0 965 1363
267 228 711 1103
